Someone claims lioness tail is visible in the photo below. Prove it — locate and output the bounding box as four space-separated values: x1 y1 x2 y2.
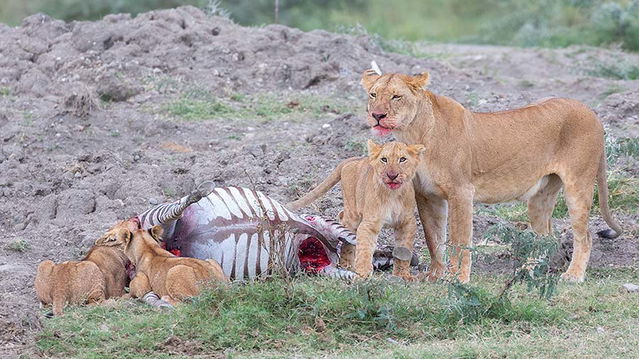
287 157 361 211
596 151 623 238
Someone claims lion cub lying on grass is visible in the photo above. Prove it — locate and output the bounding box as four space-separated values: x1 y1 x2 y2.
95 225 228 305
289 140 425 279
35 220 137 316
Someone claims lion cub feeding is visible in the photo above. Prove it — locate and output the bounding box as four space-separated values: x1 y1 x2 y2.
35 220 137 316
96 225 229 305
289 140 425 279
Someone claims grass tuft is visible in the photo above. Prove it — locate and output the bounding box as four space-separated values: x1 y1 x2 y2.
6 239 30 252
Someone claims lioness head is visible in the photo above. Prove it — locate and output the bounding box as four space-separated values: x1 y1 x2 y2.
367 140 425 190
361 70 430 136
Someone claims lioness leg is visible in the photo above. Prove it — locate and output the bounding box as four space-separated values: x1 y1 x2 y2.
166 265 200 301
447 188 474 283
560 176 596 282
392 219 417 281
416 194 447 281
354 218 383 278
527 174 563 235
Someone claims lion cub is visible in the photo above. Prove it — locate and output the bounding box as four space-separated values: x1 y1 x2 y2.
35 220 137 316
96 225 228 305
289 140 425 279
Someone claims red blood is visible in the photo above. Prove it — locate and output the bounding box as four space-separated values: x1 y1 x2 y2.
387 182 401 190
169 249 181 257
371 125 393 136
298 237 331 273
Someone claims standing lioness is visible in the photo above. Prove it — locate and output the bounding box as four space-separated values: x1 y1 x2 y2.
361 69 622 283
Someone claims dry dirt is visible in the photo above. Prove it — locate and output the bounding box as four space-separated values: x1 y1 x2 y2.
0 6 637 356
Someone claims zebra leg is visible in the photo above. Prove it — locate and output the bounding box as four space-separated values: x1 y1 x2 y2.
318 265 357 281
138 181 216 229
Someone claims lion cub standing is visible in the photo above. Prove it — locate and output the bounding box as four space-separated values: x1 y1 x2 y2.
35 220 137 316
289 140 425 279
96 225 228 305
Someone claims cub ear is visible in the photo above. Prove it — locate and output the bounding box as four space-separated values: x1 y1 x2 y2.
408 72 430 90
149 225 164 242
367 139 382 158
361 69 381 91
408 144 426 156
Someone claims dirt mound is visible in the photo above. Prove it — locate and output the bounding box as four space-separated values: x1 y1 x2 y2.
0 6 449 101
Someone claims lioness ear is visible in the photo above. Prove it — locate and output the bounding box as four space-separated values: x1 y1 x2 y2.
367 139 382 158
149 225 164 242
408 144 427 157
408 72 430 90
361 69 381 91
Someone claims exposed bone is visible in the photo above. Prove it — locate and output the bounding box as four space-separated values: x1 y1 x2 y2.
371 60 382 75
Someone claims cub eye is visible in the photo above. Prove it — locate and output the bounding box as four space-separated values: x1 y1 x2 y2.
399 157 407 163
369 93 376 99
392 95 402 100
380 157 387 163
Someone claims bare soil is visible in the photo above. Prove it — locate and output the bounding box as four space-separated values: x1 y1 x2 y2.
0 6 637 357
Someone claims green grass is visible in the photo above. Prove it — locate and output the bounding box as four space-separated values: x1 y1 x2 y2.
587 61 639 80
5 239 30 252
163 89 355 123
35 268 639 358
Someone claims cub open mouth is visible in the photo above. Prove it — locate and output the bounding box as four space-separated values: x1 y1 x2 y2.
385 181 402 189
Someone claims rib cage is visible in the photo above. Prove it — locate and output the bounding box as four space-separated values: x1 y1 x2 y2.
137 187 339 281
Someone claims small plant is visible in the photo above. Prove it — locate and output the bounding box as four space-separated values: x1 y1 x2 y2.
442 223 559 326
6 239 30 252
483 223 559 299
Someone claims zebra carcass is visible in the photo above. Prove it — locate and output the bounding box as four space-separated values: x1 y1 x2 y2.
133 185 416 283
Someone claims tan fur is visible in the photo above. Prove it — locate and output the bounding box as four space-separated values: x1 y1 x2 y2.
289 141 425 279
34 220 137 316
95 226 229 305
360 70 623 283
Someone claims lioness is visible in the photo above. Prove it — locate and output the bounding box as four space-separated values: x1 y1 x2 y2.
289 140 425 279
35 220 137 315
95 225 228 305
360 69 622 283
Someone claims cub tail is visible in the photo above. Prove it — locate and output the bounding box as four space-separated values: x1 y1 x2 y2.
287 157 360 211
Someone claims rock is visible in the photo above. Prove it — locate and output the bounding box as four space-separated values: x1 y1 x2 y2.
55 189 96 219
622 283 639 293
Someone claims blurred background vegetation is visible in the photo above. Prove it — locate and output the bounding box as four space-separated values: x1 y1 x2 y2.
1 0 638 51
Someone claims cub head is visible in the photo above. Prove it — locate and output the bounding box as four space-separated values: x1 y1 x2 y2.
361 70 430 136
96 222 164 251
133 225 164 247
367 140 426 190
94 219 140 248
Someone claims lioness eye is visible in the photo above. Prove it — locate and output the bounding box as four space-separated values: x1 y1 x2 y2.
399 157 407 163
392 95 402 100
369 93 376 99
380 157 387 163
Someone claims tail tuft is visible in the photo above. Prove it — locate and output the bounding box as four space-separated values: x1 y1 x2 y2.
596 229 619 239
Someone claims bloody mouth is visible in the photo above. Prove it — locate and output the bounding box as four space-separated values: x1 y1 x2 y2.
298 236 331 273
385 181 402 189
371 124 393 136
